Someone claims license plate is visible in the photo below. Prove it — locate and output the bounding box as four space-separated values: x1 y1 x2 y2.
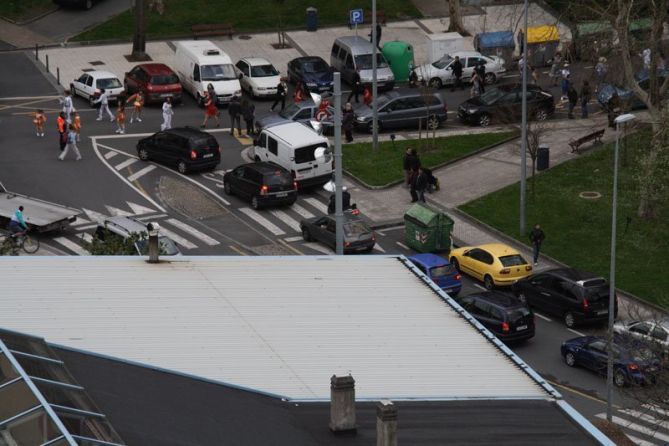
276 192 288 197
516 325 528 331
160 93 172 98
596 310 608 315
203 153 214 158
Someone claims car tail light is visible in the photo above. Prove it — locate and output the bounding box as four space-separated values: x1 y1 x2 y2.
525 265 533 271
455 274 461 280
217 146 221 154
345 241 351 247
500 268 510 275
260 185 269 196
628 363 639 372
190 150 197 160
351 209 360 216
501 322 510 333
293 181 298 190
582 298 589 311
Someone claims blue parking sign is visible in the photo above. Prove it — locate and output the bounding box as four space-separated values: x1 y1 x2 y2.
350 9 364 25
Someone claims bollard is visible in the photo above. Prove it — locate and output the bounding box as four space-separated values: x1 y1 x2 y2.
57 67 60 86
146 222 160 263
46 54 49 73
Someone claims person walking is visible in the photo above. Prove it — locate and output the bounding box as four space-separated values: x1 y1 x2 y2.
347 71 362 103
270 77 288 112
293 82 305 103
529 223 545 265
560 64 571 100
59 124 82 161
94 89 115 122
475 61 486 93
160 97 173 131
201 91 220 128
530 66 539 84
470 71 481 97
412 168 429 203
241 97 255 136
580 80 591 119
363 86 372 106
369 22 382 50
57 112 67 152
71 111 82 142
115 104 126 134
549 52 562 87
59 90 74 123
450 56 463 91
207 83 218 106
32 109 46 137
228 95 242 136
402 148 413 186
567 83 578 119
342 102 354 143
127 91 144 123
594 57 607 91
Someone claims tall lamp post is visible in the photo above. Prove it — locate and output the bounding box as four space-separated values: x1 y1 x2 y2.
606 113 635 421
519 0 529 236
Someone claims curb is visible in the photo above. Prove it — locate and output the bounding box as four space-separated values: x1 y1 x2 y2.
0 5 59 26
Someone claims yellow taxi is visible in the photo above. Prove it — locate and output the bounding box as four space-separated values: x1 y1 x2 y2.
449 243 532 289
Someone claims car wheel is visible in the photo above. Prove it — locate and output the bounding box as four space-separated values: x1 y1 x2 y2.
302 227 312 242
251 196 260 210
614 369 628 387
565 352 576 367
426 115 440 130
429 78 443 89
367 121 382 133
483 275 494 290
479 113 491 127
564 311 576 328
535 108 549 121
223 181 233 196
450 258 460 271
484 73 496 84
177 160 188 174
138 148 149 161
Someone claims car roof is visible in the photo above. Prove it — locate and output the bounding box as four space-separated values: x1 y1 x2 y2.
241 161 290 175
163 126 215 139
450 51 485 58
86 70 120 79
335 36 375 52
470 243 520 257
135 63 176 75
546 268 602 283
240 57 273 66
264 121 327 147
103 216 147 234
383 89 442 102
467 291 526 309
409 253 449 268
292 56 328 65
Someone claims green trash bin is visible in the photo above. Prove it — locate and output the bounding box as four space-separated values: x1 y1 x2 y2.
404 203 454 253
382 41 414 82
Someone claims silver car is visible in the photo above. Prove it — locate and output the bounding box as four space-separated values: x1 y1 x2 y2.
614 319 669 352
415 51 506 89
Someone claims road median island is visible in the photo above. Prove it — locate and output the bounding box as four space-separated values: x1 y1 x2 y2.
458 130 668 309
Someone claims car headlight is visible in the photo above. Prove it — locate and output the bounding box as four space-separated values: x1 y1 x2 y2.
356 116 367 122
466 108 477 114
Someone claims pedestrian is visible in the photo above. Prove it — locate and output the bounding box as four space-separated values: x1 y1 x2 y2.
270 77 288 112
529 223 545 265
32 109 46 137
475 61 486 93
470 71 481 97
115 104 126 134
328 187 352 214
342 102 355 143
71 111 82 142
201 91 220 128
207 83 218 106
567 82 578 119
241 97 255 136
517 29 524 55
549 52 562 87
59 124 82 161
375 22 382 50
59 90 74 123
594 56 607 90
560 64 571 100
160 97 173 131
580 80 591 119
423 167 440 193
228 95 242 136
57 112 67 152
412 167 429 203
127 90 144 123
347 71 362 103
94 88 115 122
408 65 419 88
518 55 525 75
641 48 651 73
530 66 539 84
363 86 372 106
293 82 305 103
450 56 463 91
402 148 414 186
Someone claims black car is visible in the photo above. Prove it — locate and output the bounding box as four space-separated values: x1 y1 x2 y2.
287 56 334 92
513 268 618 328
458 83 554 127
354 90 448 133
300 210 376 254
223 162 297 209
136 127 220 174
457 291 535 342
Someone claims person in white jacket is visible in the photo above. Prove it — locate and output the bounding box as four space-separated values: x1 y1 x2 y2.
59 90 75 123
161 97 173 130
94 89 115 122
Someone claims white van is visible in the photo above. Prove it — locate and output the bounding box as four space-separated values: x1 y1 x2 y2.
253 121 333 187
330 36 395 91
174 40 241 105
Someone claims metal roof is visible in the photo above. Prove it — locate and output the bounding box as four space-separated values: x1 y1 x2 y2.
0 256 552 401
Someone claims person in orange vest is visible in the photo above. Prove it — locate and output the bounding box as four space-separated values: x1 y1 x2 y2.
57 112 67 152
363 86 372 106
127 91 144 124
293 82 304 103
115 104 126 134
33 109 46 137
70 111 82 142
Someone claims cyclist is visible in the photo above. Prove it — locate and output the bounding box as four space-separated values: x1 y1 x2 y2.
9 206 28 236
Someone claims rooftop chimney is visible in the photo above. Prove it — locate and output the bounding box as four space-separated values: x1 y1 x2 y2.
329 374 356 434
146 222 160 264
376 400 397 446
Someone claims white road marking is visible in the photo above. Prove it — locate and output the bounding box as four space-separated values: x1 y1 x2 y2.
304 197 328 214
269 209 301 232
624 434 656 446
534 313 552 322
156 226 197 250
165 218 220 246
373 244 386 253
379 224 404 232
114 158 138 171
474 283 487 290
71 217 91 226
596 414 669 443
284 236 303 242
303 242 333 255
104 151 118 160
127 202 156 215
567 328 586 337
239 208 285 236
620 409 667 426
53 237 89 255
291 203 315 219
376 230 385 236
105 205 132 217
76 233 93 243
396 241 410 250
74 223 99 231
82 208 107 224
127 165 156 182
136 213 168 221
643 404 669 418
201 172 225 184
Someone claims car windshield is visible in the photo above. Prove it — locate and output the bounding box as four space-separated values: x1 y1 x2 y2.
376 94 392 107
355 54 388 70
279 103 302 118
303 59 329 73
251 64 279 77
295 143 327 164
507 307 531 325
191 137 218 149
200 64 237 81
479 88 506 104
432 55 453 69
97 78 122 89
499 254 528 267
431 264 456 278
344 220 371 237
150 74 180 85
265 171 292 185
136 237 180 256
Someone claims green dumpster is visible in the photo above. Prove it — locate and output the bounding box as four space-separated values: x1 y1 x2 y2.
404 203 454 253
382 41 414 82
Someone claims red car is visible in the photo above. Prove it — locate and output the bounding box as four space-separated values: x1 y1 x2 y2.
123 63 182 104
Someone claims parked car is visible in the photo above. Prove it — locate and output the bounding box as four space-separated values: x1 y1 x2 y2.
596 71 668 111
287 56 334 92
457 291 535 342
614 319 669 353
449 243 532 290
408 253 462 295
123 63 182 104
94 216 182 256
235 57 281 98
136 127 220 174
354 90 447 133
255 100 334 134
458 83 554 127
223 162 297 209
53 0 102 9
70 70 124 107
561 335 659 387
300 210 376 254
513 268 618 328
415 51 506 88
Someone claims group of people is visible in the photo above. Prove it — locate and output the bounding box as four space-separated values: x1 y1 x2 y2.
402 147 439 203
447 55 489 98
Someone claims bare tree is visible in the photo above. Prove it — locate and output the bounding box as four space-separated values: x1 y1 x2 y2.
526 121 548 195
446 0 467 35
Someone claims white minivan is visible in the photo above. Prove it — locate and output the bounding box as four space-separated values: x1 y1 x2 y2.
174 40 242 105
330 36 395 91
253 121 333 187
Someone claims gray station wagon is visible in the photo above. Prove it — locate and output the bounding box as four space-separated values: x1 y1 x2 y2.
354 90 448 132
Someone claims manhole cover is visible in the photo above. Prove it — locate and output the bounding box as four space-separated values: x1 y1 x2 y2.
238 35 252 40
579 191 602 199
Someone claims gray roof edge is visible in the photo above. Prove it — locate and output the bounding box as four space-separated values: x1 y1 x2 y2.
555 400 615 446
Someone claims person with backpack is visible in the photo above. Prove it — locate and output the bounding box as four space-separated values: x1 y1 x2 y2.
241 97 256 136
228 95 243 137
450 56 463 91
580 80 591 119
529 223 545 265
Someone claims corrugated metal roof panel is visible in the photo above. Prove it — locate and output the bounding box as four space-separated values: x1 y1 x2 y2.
0 256 548 400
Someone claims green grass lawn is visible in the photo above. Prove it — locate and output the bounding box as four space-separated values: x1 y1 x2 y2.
343 131 517 187
0 0 53 22
73 0 420 42
459 131 669 308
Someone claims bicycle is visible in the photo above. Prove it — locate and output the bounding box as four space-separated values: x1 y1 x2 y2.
0 229 40 254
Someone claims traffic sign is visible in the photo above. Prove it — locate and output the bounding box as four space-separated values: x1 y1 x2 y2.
350 9 364 25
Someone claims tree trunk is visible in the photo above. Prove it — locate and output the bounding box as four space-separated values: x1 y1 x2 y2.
131 0 148 60
531 159 536 195
446 0 466 35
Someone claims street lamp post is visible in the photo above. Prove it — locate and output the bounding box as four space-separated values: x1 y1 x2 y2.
371 0 379 152
606 113 635 421
519 0 529 236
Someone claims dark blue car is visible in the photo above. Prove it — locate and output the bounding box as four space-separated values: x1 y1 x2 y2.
561 336 659 387
287 56 334 92
408 253 462 295
596 70 668 110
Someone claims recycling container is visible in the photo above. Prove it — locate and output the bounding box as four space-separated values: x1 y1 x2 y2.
537 144 550 171
306 7 318 32
381 41 415 82
404 202 454 253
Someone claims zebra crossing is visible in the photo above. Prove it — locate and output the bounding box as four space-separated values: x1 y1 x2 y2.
595 403 669 445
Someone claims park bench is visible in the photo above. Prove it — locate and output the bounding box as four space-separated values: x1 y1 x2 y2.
364 10 387 26
192 23 235 40
568 128 605 153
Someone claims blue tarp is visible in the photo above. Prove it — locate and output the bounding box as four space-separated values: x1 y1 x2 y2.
475 31 515 49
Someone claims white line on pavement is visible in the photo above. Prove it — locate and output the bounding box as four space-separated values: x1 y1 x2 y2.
239 208 285 236
624 434 656 446
534 313 552 322
71 217 91 226
291 203 315 219
567 328 586 337
157 226 198 250
104 151 118 160
379 225 404 232
136 213 168 221
596 414 669 443
284 236 303 242
620 409 666 426
304 197 328 214
75 223 99 231
474 284 487 290
303 242 333 255
53 237 89 255
127 165 156 182
643 404 669 418
269 209 301 232
114 158 139 171
76 233 93 243
105 205 132 217
127 202 156 215
396 241 410 250
165 218 220 246
373 244 386 253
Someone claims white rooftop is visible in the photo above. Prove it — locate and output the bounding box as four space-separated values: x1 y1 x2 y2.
0 256 550 400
